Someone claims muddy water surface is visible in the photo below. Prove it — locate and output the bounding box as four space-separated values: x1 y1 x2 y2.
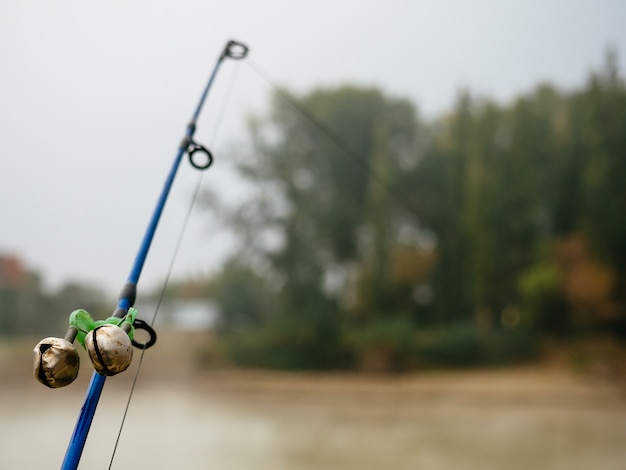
3 338 626 469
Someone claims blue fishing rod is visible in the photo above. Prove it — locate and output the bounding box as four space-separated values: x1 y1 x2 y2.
33 39 248 470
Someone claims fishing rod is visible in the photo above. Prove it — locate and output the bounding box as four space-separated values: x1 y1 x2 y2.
32 39 248 470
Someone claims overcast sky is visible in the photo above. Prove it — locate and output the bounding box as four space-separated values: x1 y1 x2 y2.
1 0 625 297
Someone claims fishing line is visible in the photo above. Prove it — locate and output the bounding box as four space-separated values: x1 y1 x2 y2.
244 59 421 221
107 60 244 470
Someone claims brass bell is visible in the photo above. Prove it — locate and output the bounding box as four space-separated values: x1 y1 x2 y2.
34 337 80 388
85 324 133 376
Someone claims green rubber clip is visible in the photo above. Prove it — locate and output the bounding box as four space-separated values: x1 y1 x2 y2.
69 308 137 348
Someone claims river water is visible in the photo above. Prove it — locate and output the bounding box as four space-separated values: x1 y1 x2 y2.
3 338 626 469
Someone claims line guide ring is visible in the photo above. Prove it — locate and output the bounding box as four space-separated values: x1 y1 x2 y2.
224 40 249 60
130 318 157 350
187 140 213 170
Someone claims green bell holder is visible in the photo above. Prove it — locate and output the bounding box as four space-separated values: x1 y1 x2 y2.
69 308 138 348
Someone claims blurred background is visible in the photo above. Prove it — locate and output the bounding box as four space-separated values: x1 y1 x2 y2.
2 1 626 468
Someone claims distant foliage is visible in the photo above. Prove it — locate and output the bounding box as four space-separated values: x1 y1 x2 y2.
208 51 626 370
0 256 108 336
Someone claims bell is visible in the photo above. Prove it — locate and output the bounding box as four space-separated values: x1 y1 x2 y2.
85 324 133 376
34 337 80 388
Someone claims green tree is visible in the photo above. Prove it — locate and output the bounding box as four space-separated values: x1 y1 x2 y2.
212 86 423 368
212 257 272 334
580 51 626 329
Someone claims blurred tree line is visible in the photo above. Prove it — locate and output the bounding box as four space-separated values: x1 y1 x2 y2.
208 51 626 371
0 254 108 337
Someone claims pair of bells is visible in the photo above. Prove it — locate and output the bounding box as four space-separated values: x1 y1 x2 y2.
34 323 133 389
